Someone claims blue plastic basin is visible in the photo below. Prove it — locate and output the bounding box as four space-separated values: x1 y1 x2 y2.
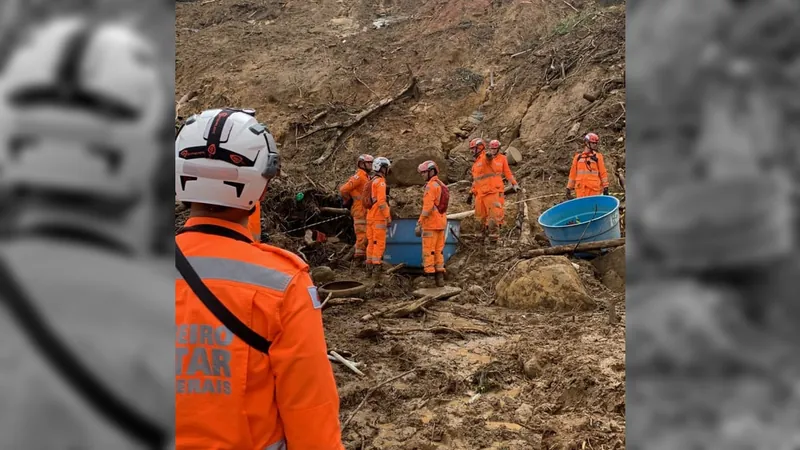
383 218 462 268
537 195 621 248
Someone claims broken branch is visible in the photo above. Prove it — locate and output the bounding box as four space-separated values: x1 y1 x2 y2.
312 70 418 165
520 238 625 258
329 351 365 376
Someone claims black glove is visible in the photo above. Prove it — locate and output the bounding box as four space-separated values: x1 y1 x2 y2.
565 188 573 200
467 194 473 206
603 187 609 196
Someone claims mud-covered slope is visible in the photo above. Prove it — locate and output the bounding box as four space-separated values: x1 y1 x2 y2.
176 0 625 204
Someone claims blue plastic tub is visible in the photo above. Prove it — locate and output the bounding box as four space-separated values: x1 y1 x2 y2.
538 195 621 250
383 218 462 268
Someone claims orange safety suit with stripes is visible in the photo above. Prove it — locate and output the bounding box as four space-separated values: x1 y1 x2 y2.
338 168 370 259
418 175 447 274
471 153 518 232
248 202 262 242
567 149 608 198
175 217 344 450
366 175 391 266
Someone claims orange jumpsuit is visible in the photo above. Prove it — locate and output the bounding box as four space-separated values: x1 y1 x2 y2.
471 153 518 233
567 150 609 198
418 176 447 274
176 217 344 450
366 175 391 266
338 168 369 259
248 202 262 241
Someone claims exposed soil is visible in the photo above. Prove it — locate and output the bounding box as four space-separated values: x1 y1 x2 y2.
176 0 626 448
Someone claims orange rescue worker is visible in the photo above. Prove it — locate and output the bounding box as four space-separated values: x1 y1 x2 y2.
365 157 392 277
415 161 447 287
566 132 609 199
467 138 520 243
248 202 262 241
175 108 344 450
339 154 374 261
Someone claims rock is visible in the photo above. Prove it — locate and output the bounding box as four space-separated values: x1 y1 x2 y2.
386 151 448 187
568 121 581 136
505 146 523 165
601 270 625 293
311 266 336 284
495 256 595 311
514 403 534 424
522 356 542 379
592 245 626 281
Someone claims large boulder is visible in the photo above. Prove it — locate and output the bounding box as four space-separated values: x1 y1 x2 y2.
495 256 594 311
386 150 448 186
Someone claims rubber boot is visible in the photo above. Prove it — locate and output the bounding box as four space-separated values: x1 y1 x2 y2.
373 264 383 280
365 264 373 278
435 272 445 287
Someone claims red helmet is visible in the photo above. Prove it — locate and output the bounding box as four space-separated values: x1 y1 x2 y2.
417 160 439 175
489 140 501 149
584 133 599 151
469 138 486 156
357 154 374 169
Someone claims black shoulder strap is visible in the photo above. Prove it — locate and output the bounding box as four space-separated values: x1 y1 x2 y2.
0 257 166 449
175 244 272 354
178 224 253 244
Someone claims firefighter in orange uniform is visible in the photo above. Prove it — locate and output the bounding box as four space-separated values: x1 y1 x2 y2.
365 157 392 277
415 161 447 287
467 138 520 243
339 154 374 261
248 202 262 241
566 132 609 199
175 108 344 450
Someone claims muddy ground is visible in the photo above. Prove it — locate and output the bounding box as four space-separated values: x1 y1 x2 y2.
176 0 626 448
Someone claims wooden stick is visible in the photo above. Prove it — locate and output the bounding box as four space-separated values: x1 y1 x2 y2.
386 263 406 274
329 351 366 376
341 369 417 431
320 207 350 215
616 168 626 191
319 292 334 309
520 238 625 258
361 295 435 321
446 210 475 220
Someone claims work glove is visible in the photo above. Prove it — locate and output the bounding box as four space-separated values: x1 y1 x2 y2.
386 216 392 226
415 223 422 237
565 188 574 200
512 184 521 193
603 187 609 196
466 194 473 206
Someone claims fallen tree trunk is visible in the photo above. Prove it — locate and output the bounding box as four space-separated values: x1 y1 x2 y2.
521 238 625 258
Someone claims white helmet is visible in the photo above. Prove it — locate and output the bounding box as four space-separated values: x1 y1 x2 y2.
372 156 391 173
175 108 280 210
0 16 168 205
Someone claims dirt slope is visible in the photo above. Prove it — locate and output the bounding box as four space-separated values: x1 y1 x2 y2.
176 0 626 448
